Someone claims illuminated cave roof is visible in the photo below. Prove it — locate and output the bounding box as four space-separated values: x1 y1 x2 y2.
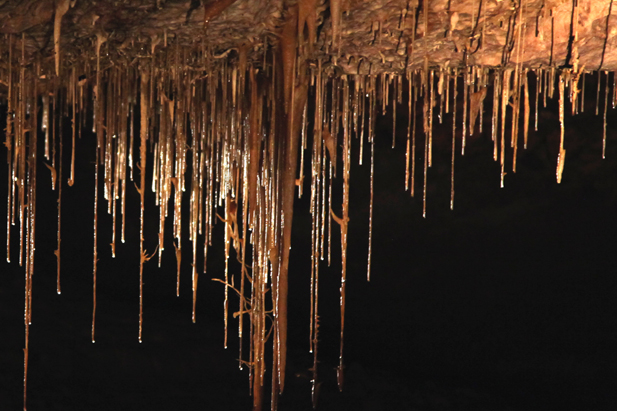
1 0 617 78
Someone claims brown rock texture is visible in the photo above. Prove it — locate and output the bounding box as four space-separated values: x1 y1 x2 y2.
1 0 617 75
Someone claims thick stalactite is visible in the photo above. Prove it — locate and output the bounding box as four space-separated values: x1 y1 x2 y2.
1 1 617 410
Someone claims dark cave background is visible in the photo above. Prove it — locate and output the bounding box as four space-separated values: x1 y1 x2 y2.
1 73 617 411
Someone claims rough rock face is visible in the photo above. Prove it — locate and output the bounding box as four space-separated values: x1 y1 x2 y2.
1 0 617 76
341 0 617 72
0 0 281 83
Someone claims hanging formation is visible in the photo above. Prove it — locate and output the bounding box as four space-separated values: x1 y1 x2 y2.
2 0 617 410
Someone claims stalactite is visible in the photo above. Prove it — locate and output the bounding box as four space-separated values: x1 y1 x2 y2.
581 72 586 113
500 70 511 188
422 64 430 217
462 68 468 155
18 34 25 268
331 75 351 391
5 33 12 264
91 138 100 344
53 0 70 77
330 0 343 55
405 70 412 191
277 3 307 394
392 74 397 148
451 71 457 210
603 71 610 159
524 70 530 149
4 3 617 410
138 68 150 343
367 116 374 280
557 73 566 183
411 72 418 198
469 86 487 138
54 80 62 295
535 69 540 131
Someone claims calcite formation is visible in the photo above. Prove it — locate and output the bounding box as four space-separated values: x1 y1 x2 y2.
1 1 616 410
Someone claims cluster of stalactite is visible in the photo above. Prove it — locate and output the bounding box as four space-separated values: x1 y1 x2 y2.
3 3 617 410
